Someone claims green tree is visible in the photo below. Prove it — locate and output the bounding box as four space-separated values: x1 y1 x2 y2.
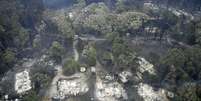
195 21 201 46
32 73 51 93
1 49 16 64
59 16 75 39
105 32 119 42
17 27 29 48
30 61 55 94
0 0 44 75
161 47 201 84
49 41 65 63
114 12 149 34
32 35 41 49
74 0 86 7
176 83 201 101
115 0 127 13
162 48 186 67
63 58 80 75
112 36 126 56
22 90 39 101
84 45 97 66
111 35 136 70
184 47 201 79
20 0 44 27
73 3 112 36
101 51 113 65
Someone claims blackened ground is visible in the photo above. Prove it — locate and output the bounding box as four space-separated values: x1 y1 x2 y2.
43 0 74 9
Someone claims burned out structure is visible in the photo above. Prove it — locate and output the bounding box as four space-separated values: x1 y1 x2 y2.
1 0 201 101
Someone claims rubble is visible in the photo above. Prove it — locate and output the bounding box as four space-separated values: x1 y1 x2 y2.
144 2 159 11
55 75 89 99
144 27 160 34
138 57 156 75
74 34 79 40
4 95 8 100
35 20 46 32
105 74 114 81
68 12 73 19
15 70 31 94
119 71 132 83
137 83 173 101
91 66 96 73
95 76 127 101
134 57 156 81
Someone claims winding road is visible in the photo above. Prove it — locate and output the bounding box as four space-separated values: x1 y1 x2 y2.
73 38 79 61
46 36 81 100
79 36 106 41
47 65 64 99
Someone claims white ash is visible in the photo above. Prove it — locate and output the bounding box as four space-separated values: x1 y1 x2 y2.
68 12 74 19
138 57 156 75
119 71 132 83
15 70 31 94
55 75 89 99
95 76 127 101
91 66 96 73
105 74 114 81
137 83 173 101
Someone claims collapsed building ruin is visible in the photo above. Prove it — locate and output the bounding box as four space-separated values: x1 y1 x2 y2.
15 70 32 94
53 74 89 100
135 57 156 81
95 76 128 101
137 83 174 101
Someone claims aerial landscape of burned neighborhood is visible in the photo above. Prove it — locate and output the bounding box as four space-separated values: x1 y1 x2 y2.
0 0 201 101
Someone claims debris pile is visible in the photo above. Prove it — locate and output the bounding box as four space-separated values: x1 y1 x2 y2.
144 27 160 34
54 76 89 99
137 83 174 101
91 66 96 73
15 70 31 94
119 71 133 83
105 74 114 81
135 57 156 81
68 12 74 19
138 57 155 75
143 2 160 12
95 76 127 101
